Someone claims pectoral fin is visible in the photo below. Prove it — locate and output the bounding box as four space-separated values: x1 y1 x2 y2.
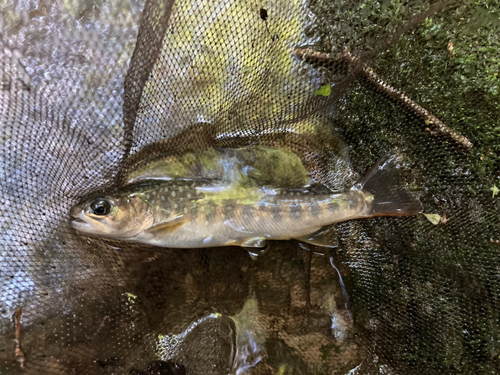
226 237 269 258
146 215 188 236
239 237 269 259
294 226 338 248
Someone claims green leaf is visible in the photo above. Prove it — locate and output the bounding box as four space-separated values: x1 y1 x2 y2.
314 84 331 96
491 184 499 198
423 213 441 225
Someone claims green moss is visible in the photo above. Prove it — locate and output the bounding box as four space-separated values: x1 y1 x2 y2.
308 1 500 373
310 0 500 158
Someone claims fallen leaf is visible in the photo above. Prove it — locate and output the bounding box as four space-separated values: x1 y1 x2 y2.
423 213 441 225
314 84 331 96
490 184 499 198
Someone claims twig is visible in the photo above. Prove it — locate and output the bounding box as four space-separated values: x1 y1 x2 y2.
92 315 110 339
13 308 25 368
293 47 473 152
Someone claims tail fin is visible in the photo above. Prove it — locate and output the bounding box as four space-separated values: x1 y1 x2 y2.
353 154 422 217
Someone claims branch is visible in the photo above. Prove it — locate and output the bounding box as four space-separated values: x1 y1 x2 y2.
294 47 473 152
13 308 25 368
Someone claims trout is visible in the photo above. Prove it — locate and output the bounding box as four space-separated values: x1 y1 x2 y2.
70 155 422 249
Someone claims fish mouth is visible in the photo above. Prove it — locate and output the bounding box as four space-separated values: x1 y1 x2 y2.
70 216 91 230
69 206 92 231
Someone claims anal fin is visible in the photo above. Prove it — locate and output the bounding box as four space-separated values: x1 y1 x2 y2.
294 226 338 248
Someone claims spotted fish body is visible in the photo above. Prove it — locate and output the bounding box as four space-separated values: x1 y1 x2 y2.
70 155 422 248
129 181 361 248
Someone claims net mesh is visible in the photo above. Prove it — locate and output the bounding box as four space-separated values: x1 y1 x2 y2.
1 0 499 374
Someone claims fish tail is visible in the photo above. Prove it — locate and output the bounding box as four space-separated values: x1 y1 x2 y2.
353 154 422 217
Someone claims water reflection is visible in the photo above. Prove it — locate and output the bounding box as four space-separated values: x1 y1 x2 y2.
329 257 352 319
147 245 363 374
156 298 266 375
231 297 266 374
232 328 264 374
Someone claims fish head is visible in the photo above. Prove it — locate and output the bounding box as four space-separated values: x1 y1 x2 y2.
70 194 154 238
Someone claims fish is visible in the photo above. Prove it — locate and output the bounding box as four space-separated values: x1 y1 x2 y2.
69 155 422 249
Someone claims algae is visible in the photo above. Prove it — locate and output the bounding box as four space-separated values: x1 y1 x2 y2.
237 146 310 188
195 183 265 207
127 145 312 189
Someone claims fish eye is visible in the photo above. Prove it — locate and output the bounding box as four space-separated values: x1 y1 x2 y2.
90 199 111 216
